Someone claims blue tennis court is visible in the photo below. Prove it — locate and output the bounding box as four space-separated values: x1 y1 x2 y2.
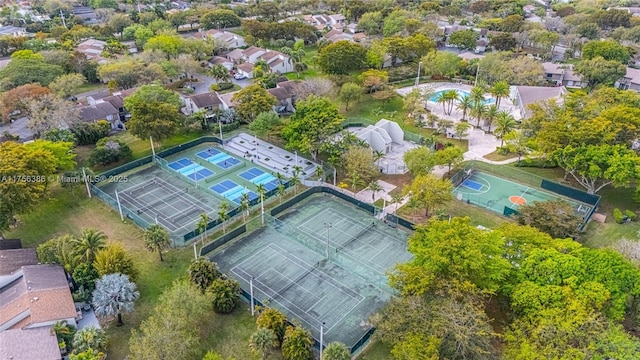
210 179 259 204
196 148 221 159
216 157 241 169
462 179 483 191
239 167 265 181
187 168 214 181
168 158 193 170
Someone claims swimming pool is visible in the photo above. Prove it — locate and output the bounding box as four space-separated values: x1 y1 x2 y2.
429 89 495 104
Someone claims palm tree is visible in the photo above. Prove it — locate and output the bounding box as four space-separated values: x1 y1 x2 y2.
208 277 240 313
456 96 473 121
71 229 107 264
347 172 364 192
255 183 267 214
372 150 385 166
315 166 325 182
443 89 459 115
323 342 351 360
277 182 286 203
187 258 221 293
255 59 270 74
367 180 383 202
472 103 487 128
208 64 231 83
494 111 518 145
196 213 211 259
92 273 139 326
291 166 302 195
249 328 278 360
294 62 308 78
72 326 107 353
239 193 250 223
490 80 510 107
218 201 230 234
52 321 76 353
391 193 404 212
435 91 448 114
144 225 171 261
484 104 500 132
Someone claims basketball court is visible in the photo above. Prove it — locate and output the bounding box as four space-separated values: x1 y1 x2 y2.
454 171 593 216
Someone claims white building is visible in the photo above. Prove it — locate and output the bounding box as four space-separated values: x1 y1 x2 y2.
352 119 404 154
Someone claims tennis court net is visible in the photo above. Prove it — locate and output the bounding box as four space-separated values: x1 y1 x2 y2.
336 224 373 253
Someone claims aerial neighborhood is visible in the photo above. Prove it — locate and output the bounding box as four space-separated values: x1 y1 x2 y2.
3 0 640 359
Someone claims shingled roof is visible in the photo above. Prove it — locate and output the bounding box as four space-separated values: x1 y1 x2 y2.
0 248 37 276
190 92 222 108
0 327 61 360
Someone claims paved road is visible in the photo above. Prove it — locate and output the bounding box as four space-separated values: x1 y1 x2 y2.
192 73 251 95
0 116 34 141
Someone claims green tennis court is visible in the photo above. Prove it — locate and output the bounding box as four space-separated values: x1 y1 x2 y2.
210 194 412 351
454 171 593 217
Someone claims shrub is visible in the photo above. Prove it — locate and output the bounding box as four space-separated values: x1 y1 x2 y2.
219 121 240 133
42 129 77 144
515 158 557 168
625 210 637 221
218 82 233 90
256 308 287 344
89 138 132 166
71 121 110 145
210 84 221 91
207 277 240 313
614 208 625 224
281 326 313 360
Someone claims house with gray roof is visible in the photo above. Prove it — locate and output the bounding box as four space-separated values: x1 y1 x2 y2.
542 62 585 88
615 67 640 92
0 248 37 279
0 327 62 360
185 92 224 118
513 85 567 118
79 102 121 129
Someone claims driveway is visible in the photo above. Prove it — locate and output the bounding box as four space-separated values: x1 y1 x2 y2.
192 73 251 95
0 116 34 141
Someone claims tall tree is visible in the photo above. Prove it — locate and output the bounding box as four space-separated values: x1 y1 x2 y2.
341 145 379 184
323 342 351 360
281 326 314 360
0 83 50 123
494 111 517 145
317 40 366 75
71 228 107 264
231 84 277 123
93 243 138 281
282 95 344 160
48 73 87 99
187 258 221 293
207 277 240 313
574 56 627 90
518 200 582 239
129 280 210 359
249 328 278 360
124 85 182 142
552 144 640 194
403 174 454 217
144 224 171 261
338 82 362 111
26 94 81 137
490 80 510 107
403 146 436 176
92 273 140 326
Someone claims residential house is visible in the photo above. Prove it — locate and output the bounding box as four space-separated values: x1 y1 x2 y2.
258 50 294 74
615 67 640 92
72 6 99 25
0 264 77 332
241 46 267 64
0 327 62 360
543 63 585 88
75 39 108 64
193 29 246 49
90 87 138 125
268 87 295 113
0 25 26 37
512 85 567 118
225 48 244 63
185 92 224 118
79 102 121 129
236 62 255 79
210 56 234 70
0 248 38 280
229 47 294 78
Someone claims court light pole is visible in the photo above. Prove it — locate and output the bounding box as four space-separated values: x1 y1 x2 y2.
218 120 223 140
415 61 422 87
115 189 124 221
324 223 331 258
260 192 265 225
250 276 255 316
319 321 326 360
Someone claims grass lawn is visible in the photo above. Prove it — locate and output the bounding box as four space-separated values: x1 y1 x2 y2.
345 94 469 152
5 184 272 360
483 150 519 162
112 131 206 160
357 341 393 360
75 82 106 95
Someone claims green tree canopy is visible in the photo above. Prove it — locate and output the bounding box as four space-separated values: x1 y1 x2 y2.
282 95 344 160
231 84 277 123
582 39 630 63
317 41 367 75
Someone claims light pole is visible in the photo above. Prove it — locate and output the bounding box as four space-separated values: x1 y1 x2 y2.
218 120 223 140
382 190 387 217
324 223 331 258
415 61 422 87
250 276 255 316
319 322 326 360
474 63 480 87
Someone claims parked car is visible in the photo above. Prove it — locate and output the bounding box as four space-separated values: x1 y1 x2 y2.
234 73 247 80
